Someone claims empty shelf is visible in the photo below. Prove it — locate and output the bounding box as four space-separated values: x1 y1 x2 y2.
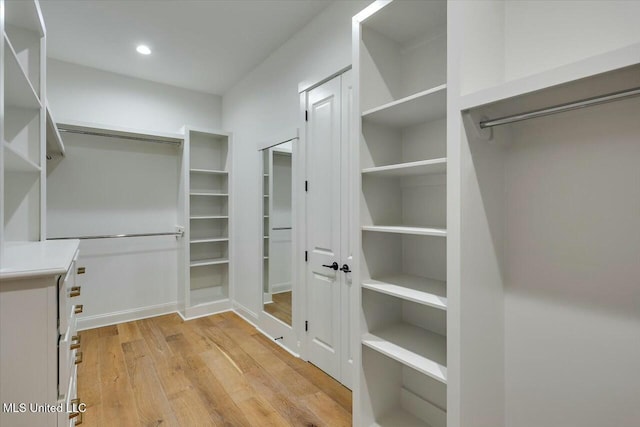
190 258 229 267
190 168 228 174
362 158 447 177
190 287 227 306
263 236 269 239
362 85 446 128
4 35 41 109
362 225 446 237
362 323 447 384
190 238 228 244
3 142 40 172
189 192 229 197
373 409 429 427
190 216 228 220
362 275 447 310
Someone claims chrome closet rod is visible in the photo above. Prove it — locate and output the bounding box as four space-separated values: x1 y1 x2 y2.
479 86 640 129
57 128 181 145
272 227 292 230
49 231 184 240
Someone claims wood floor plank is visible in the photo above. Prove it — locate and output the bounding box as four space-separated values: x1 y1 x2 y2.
121 339 179 426
78 312 352 427
97 335 140 427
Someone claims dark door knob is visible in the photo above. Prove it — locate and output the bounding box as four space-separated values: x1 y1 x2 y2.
322 262 339 271
340 264 351 273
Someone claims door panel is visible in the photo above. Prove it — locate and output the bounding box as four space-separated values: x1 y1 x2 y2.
306 76 342 380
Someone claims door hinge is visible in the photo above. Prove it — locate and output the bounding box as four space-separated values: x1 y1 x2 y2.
305 251 308 262
305 321 308 332
305 180 308 192
305 110 308 122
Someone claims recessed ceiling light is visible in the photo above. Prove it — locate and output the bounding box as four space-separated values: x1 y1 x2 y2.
136 45 151 55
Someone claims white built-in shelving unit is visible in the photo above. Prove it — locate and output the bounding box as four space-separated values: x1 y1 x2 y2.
180 127 232 319
353 1 448 426
448 1 640 426
1 0 47 253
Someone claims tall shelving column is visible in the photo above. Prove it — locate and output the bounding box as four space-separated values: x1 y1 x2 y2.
353 1 448 426
1 0 46 254
182 127 232 319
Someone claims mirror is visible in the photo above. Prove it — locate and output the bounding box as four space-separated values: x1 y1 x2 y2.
262 141 294 326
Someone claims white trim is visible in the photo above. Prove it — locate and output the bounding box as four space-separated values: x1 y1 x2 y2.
183 299 232 320
232 301 259 323
256 326 301 358
271 282 292 294
256 128 299 151
77 301 178 331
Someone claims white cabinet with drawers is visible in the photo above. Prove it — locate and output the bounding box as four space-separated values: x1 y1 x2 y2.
0 240 84 427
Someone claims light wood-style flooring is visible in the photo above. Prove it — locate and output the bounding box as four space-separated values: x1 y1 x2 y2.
264 291 292 325
77 311 351 426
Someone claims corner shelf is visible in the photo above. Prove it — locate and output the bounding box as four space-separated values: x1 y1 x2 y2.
190 258 229 268
362 323 447 384
190 168 228 175
362 275 446 310
4 35 41 110
362 158 446 177
362 85 447 128
190 238 228 244
362 225 447 237
3 142 40 172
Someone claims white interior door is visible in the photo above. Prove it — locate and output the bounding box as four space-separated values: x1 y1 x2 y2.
305 76 343 381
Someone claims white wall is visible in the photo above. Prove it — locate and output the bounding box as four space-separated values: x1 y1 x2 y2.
46 60 222 328
48 59 222 133
223 0 369 319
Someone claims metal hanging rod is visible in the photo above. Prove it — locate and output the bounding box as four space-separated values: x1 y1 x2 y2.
49 231 184 240
272 227 292 230
57 128 182 145
479 86 640 129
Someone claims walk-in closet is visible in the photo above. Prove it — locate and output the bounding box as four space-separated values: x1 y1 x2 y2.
1 1 639 426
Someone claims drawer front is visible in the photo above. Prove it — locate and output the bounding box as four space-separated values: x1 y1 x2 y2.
58 365 80 427
59 250 83 335
59 313 79 398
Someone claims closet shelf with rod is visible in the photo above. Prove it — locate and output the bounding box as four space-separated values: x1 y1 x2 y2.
48 230 185 240
56 120 184 145
362 225 447 237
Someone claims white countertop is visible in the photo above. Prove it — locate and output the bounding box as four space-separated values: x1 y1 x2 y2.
0 240 80 280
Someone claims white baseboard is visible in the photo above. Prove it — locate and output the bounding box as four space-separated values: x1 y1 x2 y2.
271 282 292 294
182 299 232 320
77 301 178 331
232 301 259 325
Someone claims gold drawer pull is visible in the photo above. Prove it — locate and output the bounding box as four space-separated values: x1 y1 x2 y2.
74 305 84 314
69 398 84 424
75 351 83 365
70 286 81 298
70 334 81 350
77 267 86 274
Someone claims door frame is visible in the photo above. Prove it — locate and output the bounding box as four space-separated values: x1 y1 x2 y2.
297 66 353 379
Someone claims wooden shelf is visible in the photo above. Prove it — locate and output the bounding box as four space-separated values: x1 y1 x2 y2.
362 158 446 177
362 85 446 128
190 238 228 244
190 258 229 267
46 105 65 159
362 323 447 384
190 168 227 175
4 35 41 110
190 216 228 220
362 225 446 237
189 192 228 197
3 142 40 172
362 274 446 310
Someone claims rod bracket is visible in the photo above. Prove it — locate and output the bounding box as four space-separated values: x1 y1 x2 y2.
463 110 492 141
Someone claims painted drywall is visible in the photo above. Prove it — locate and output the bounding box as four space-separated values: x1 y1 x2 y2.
47 59 222 133
222 0 369 319
46 60 223 327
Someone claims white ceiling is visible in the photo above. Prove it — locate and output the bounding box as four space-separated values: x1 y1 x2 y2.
40 0 333 95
